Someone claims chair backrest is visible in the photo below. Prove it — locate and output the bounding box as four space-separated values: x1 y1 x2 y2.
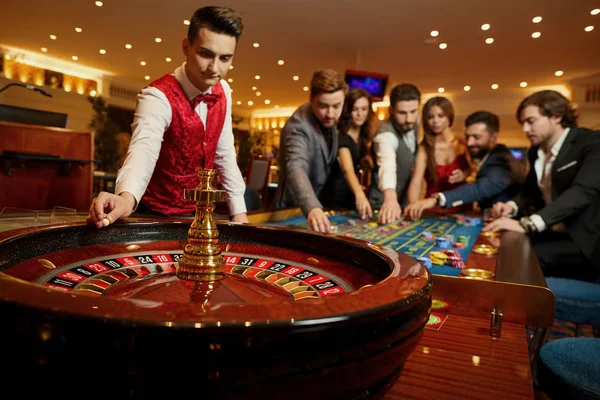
247 154 273 195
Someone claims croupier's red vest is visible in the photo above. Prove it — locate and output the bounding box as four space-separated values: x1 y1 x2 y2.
141 74 226 215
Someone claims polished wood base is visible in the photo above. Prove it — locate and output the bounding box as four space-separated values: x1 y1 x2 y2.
389 314 533 399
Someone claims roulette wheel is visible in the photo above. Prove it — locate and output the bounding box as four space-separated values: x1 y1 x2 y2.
0 170 431 399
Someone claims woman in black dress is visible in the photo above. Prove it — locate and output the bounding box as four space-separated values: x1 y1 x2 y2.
321 88 376 218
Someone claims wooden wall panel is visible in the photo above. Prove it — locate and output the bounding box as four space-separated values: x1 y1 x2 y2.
0 121 94 212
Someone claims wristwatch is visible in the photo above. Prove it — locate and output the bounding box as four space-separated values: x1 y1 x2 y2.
431 193 441 206
519 216 537 234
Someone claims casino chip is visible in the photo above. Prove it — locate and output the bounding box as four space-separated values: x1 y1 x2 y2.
416 256 432 269
439 249 465 268
436 238 451 249
446 254 466 269
428 251 448 265
469 217 482 226
441 249 459 257
457 235 469 245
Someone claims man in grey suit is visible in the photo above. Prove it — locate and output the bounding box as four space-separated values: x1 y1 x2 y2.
274 69 348 233
369 83 421 224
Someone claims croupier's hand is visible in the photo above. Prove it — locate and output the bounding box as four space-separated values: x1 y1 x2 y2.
87 191 136 228
307 208 331 233
231 213 249 223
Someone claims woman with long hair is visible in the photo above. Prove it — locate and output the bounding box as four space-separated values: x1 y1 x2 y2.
321 88 376 219
405 96 471 218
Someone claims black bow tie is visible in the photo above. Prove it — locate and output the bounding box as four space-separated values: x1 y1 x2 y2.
191 93 221 108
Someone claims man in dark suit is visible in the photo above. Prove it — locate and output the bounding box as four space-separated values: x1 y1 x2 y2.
484 90 600 282
273 69 347 233
404 110 524 220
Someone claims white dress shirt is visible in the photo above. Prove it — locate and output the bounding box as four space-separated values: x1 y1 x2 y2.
508 127 570 231
115 63 247 216
373 129 417 191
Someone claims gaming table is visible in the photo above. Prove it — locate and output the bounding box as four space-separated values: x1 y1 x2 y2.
0 206 552 399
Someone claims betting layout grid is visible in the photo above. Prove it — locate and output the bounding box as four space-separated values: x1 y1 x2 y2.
267 212 483 277
39 251 350 299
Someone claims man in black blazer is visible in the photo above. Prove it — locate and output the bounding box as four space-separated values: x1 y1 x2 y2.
484 90 600 282
404 110 524 220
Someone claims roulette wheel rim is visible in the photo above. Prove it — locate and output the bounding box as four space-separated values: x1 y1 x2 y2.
0 221 432 324
0 221 432 399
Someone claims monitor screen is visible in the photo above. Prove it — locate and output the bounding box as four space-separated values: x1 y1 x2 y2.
509 148 527 162
344 70 389 101
0 104 68 128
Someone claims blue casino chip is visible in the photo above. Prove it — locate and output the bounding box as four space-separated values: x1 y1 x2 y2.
416 257 433 269
436 237 451 249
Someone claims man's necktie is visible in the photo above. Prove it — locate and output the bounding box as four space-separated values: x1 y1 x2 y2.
540 154 554 206
540 154 567 232
191 93 221 109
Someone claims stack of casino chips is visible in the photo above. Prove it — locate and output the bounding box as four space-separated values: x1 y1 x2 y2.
416 256 433 269
436 237 451 249
453 235 469 249
470 217 481 226
461 216 481 226
455 215 482 226
441 249 466 269
426 250 466 269
428 251 448 265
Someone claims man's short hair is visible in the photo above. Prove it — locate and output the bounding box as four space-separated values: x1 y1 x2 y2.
389 83 421 107
310 69 348 98
516 90 578 128
188 6 244 44
465 111 500 134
